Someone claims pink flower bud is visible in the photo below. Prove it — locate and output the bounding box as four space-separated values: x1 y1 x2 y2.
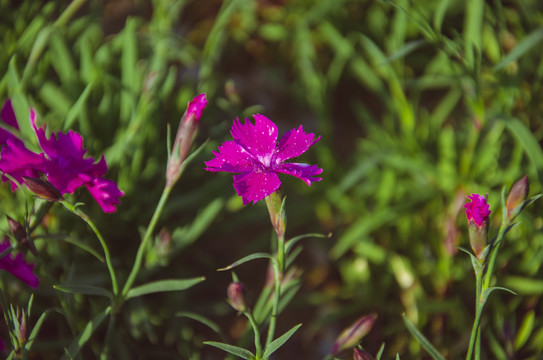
506 176 529 219
332 314 377 355
166 93 207 188
353 348 375 360
227 282 248 312
22 176 63 202
186 93 207 124
6 216 37 256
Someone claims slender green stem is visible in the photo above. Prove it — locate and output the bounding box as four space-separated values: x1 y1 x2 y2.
466 260 482 360
277 234 285 274
61 201 118 295
467 189 510 360
245 311 262 359
121 185 173 298
53 0 87 29
265 260 281 348
474 331 481 360
100 314 117 360
263 192 286 349
483 225 509 290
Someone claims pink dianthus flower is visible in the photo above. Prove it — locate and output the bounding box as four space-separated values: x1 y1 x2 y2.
0 100 123 213
205 114 322 205
464 193 491 227
0 238 38 288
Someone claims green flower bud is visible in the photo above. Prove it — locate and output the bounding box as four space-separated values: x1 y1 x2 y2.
506 176 529 220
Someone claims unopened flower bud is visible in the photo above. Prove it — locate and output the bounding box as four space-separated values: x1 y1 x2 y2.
506 176 529 220
22 176 63 202
227 282 248 312
332 314 377 355
166 93 207 188
186 93 207 124
6 216 37 256
464 193 490 260
353 348 375 360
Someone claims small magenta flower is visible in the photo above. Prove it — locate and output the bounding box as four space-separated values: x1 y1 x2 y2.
205 114 322 205
464 194 491 227
0 238 39 288
464 193 491 259
0 103 123 213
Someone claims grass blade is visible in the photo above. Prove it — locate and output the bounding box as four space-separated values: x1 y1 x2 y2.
402 314 445 360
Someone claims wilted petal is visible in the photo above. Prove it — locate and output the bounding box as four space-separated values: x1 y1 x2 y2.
233 171 281 205
0 239 39 288
275 163 323 185
231 115 278 159
205 141 256 173
85 177 124 213
0 139 45 190
275 125 320 163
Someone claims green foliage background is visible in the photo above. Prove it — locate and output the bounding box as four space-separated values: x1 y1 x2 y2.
1 0 543 359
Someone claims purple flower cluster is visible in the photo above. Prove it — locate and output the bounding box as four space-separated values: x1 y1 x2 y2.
0 100 123 213
205 114 322 205
464 193 491 227
0 238 38 288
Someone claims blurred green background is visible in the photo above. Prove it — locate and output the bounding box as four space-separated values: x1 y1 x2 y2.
2 0 543 358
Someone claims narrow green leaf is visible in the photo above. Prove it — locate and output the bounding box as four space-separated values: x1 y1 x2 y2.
402 314 445 360
285 233 328 255
505 118 543 178
503 276 543 295
515 310 535 350
376 343 386 360
61 306 111 359
54 284 112 298
381 39 428 65
120 17 139 123
463 0 484 68
64 82 93 130
494 28 543 71
176 311 225 340
262 323 302 358
217 253 272 271
126 277 205 299
63 348 74 360
482 286 517 302
24 309 52 355
204 341 255 360
60 236 105 263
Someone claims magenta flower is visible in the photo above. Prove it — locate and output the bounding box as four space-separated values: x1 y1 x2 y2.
0 99 20 146
0 102 123 213
0 238 39 288
464 193 491 227
205 114 322 205
186 93 207 123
